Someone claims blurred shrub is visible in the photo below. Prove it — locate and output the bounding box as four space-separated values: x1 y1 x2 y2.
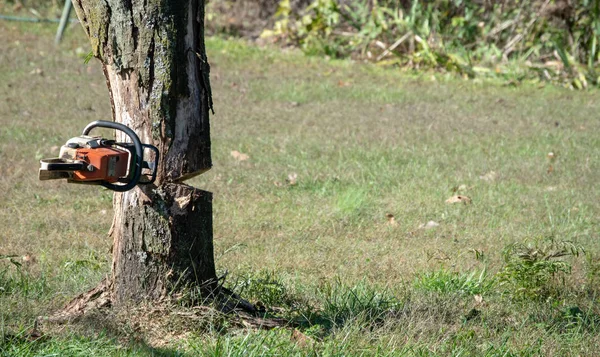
0 0 62 17
205 0 311 38
498 237 584 300
6 0 599 88
259 0 600 89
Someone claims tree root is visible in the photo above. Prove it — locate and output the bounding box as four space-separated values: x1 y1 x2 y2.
42 278 112 325
211 286 290 329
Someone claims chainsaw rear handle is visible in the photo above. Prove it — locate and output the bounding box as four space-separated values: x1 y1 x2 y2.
82 120 144 192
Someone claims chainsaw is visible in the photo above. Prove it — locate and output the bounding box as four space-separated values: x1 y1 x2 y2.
39 120 159 192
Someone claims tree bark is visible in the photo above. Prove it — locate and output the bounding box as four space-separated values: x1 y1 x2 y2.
72 0 216 306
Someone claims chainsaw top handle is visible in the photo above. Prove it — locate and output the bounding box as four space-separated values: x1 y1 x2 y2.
82 120 144 192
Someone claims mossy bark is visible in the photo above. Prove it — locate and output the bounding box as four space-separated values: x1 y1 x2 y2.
72 0 216 305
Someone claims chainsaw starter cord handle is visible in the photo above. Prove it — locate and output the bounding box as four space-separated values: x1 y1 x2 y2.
82 120 144 192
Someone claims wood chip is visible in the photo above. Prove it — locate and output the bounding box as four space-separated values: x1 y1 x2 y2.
230 150 249 161
386 213 398 226
175 195 191 210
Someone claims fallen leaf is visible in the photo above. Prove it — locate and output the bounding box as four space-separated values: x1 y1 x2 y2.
286 173 298 186
100 209 107 215
29 68 43 76
479 171 498 182
445 195 472 205
291 329 313 348
386 213 398 226
419 221 439 229
547 152 556 174
273 181 283 187
337 80 351 87
22 254 36 265
230 150 249 161
474 294 483 305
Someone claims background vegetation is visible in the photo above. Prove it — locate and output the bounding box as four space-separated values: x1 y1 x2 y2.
4 0 600 88
0 1 599 356
210 0 600 89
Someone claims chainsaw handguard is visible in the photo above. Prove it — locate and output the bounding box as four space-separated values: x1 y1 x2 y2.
81 120 146 192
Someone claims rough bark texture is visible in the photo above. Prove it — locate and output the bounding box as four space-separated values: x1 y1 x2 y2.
72 0 216 305
112 184 215 303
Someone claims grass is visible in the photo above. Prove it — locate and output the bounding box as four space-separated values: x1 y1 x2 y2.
1 19 600 355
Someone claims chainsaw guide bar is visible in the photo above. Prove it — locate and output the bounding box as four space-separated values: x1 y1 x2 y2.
39 121 159 192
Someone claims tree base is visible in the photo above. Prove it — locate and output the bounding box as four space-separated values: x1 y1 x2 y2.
39 278 289 341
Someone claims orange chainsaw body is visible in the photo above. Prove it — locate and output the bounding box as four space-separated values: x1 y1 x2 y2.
71 147 129 182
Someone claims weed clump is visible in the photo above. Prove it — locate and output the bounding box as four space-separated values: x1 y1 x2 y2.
498 238 584 300
231 270 305 310
0 255 47 299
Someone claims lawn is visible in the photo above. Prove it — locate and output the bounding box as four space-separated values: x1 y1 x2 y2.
1 20 599 356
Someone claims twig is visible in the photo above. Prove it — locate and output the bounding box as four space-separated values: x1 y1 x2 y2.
331 30 360 37
486 19 517 39
376 31 412 61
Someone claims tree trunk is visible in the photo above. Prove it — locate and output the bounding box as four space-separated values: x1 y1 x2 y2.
72 0 216 305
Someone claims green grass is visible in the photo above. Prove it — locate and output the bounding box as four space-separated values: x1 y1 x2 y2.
413 268 495 296
1 20 600 355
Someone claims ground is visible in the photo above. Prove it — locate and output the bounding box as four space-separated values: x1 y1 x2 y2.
1 21 600 356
